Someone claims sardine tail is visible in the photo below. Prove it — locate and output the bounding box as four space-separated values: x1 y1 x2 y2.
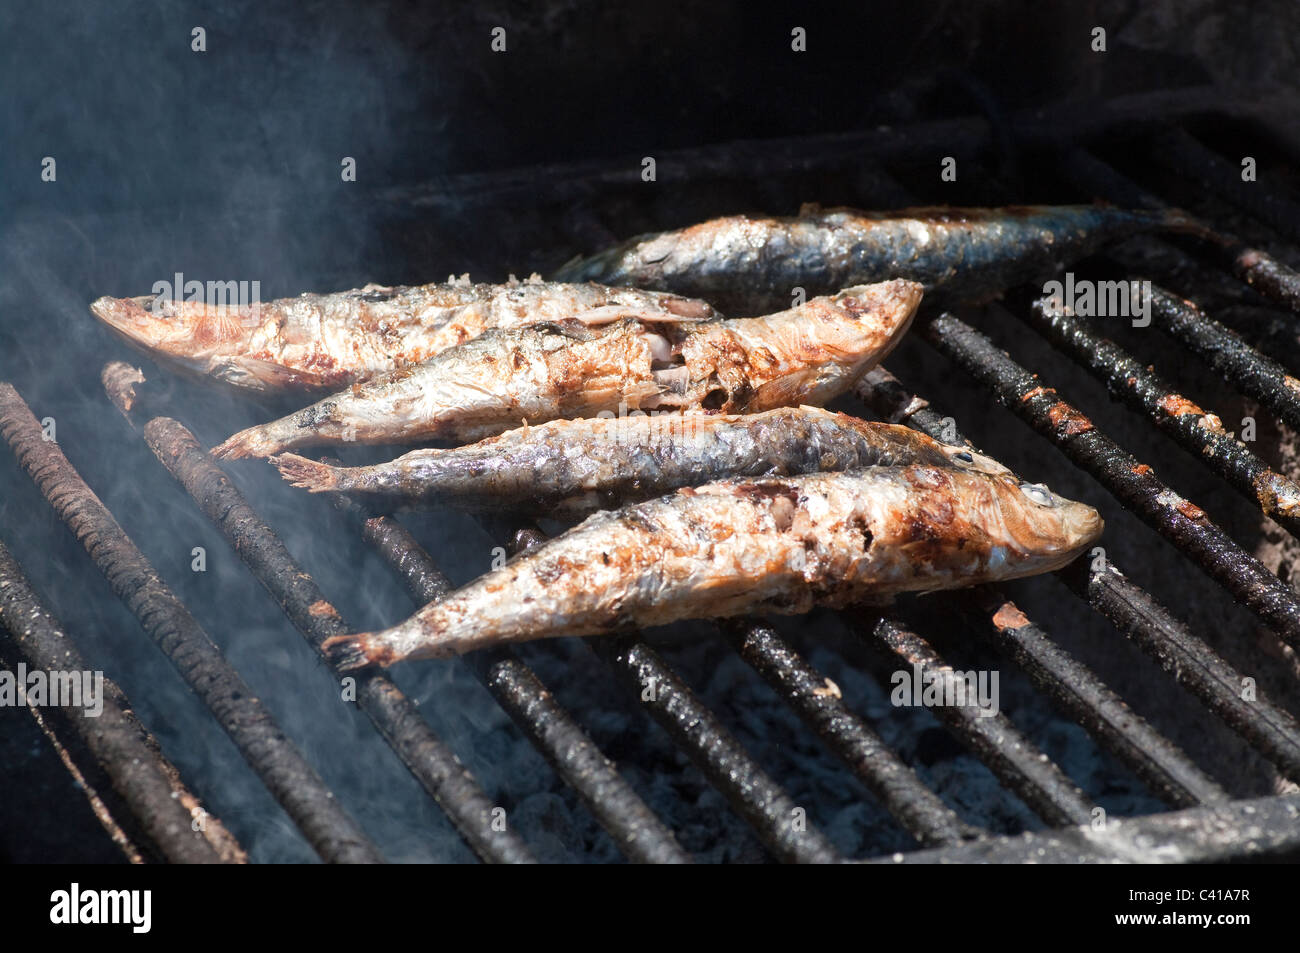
211 423 289 460
551 253 594 283
1159 207 1219 243
322 633 384 671
272 453 340 492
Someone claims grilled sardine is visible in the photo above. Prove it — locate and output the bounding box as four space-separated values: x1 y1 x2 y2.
212 280 922 459
272 406 1009 517
323 465 1103 668
90 275 718 392
554 204 1205 316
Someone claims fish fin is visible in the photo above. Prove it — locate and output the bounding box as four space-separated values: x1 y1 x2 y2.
1159 207 1220 243
322 633 382 671
211 356 333 392
743 371 819 411
272 454 339 492
551 254 588 282
190 306 249 348
622 379 667 407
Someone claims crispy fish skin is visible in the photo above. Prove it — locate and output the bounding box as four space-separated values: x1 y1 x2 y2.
273 406 1010 517
322 465 1103 668
554 204 1205 316
89 276 718 392
212 280 922 459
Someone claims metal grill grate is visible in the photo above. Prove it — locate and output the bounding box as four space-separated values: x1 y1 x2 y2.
4 88 1300 863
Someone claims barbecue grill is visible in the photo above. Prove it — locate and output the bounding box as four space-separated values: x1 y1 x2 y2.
3 3 1300 865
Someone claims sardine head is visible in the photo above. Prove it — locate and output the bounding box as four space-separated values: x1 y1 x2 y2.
994 478 1104 573
90 294 256 361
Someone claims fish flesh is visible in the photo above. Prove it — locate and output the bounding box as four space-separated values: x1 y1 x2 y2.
322 465 1103 668
553 204 1206 316
211 280 922 459
272 405 1010 518
90 275 719 392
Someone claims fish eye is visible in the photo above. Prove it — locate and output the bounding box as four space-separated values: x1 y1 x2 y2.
1020 483 1054 506
954 451 974 463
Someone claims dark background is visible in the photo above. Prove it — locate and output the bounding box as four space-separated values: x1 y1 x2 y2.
2 1 1298 863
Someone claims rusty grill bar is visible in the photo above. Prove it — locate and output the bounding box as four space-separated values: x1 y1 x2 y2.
956 588 1229 809
6 94 1300 863
722 618 978 848
0 384 384 864
0 539 247 864
1056 148 1300 313
334 502 691 864
1008 295 1300 540
498 523 842 863
121 407 537 864
919 311 1300 650
866 618 1097 828
855 368 1300 790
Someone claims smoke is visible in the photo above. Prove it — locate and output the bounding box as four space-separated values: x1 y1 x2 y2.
0 1 480 862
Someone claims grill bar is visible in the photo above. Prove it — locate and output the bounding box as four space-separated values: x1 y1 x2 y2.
920 312 1300 650
466 650 689 863
1058 559 1300 784
0 538 247 863
1010 296 1300 538
119 409 538 864
865 617 1097 827
503 527 842 862
720 618 980 847
872 792 1300 864
854 366 1288 796
1153 127 1300 245
1057 148 1300 313
1 648 144 864
958 589 1229 807
591 635 842 863
329 496 692 864
0 383 383 864
379 88 1245 217
1144 286 1300 433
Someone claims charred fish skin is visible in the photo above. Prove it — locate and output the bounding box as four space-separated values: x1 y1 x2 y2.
273 405 1010 517
89 275 719 393
553 204 1204 316
323 466 1103 669
212 280 922 459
